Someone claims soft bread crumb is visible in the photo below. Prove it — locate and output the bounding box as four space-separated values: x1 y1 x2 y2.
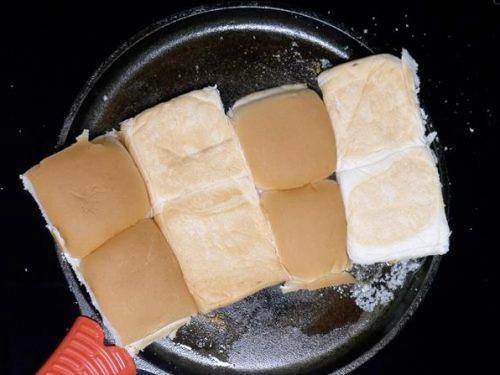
338 147 449 264
318 52 426 171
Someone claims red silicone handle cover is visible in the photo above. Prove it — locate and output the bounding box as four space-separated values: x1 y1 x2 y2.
37 316 135 375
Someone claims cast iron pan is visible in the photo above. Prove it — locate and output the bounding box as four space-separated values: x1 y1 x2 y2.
56 4 445 374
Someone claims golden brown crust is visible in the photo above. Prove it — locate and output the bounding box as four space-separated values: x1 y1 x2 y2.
231 88 336 190
261 180 350 285
80 219 197 345
25 135 150 258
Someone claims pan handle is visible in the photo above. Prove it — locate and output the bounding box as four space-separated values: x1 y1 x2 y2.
37 316 135 375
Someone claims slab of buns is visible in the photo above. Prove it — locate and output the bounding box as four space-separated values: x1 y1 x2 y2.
21 50 449 353
122 88 287 313
318 50 450 263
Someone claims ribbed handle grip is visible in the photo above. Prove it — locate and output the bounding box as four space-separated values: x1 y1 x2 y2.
37 316 135 375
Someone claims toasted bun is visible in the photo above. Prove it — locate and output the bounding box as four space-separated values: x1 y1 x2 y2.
261 180 350 289
22 132 150 258
228 84 306 115
79 219 198 350
230 86 336 190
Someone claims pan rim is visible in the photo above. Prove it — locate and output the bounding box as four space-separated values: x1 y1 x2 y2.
57 3 442 374
57 2 375 147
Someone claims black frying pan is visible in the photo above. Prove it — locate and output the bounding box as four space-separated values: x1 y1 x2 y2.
56 4 445 374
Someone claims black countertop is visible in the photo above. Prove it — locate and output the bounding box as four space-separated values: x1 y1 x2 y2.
1 1 497 373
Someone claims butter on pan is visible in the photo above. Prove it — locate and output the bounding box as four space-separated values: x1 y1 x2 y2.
20 131 150 259
80 219 198 352
121 87 248 214
318 50 426 172
261 180 354 292
337 147 450 264
229 85 337 190
122 87 288 313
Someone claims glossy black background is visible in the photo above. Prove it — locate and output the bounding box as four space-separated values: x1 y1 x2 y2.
1 1 497 374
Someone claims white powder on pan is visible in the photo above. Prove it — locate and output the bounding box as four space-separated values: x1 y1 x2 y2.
319 58 332 69
426 131 437 145
131 259 423 372
351 260 422 312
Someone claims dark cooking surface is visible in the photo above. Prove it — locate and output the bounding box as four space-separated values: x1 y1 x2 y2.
1 1 497 374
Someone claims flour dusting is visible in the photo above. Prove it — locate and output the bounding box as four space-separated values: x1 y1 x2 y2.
351 260 422 312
